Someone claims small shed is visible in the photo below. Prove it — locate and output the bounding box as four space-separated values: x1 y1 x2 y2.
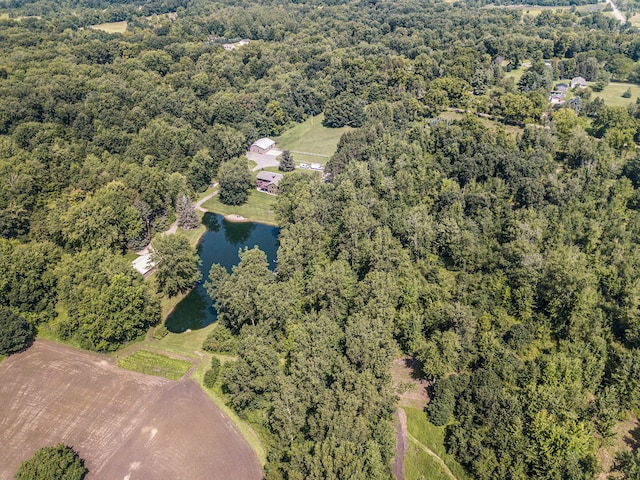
571 77 587 89
256 171 283 194
132 254 155 277
250 138 276 155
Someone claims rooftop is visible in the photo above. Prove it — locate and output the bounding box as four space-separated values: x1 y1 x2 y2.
256 171 283 185
252 137 275 150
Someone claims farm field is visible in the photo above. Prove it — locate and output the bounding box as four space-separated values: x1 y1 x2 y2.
89 20 127 33
592 81 640 107
275 113 352 165
0 341 262 480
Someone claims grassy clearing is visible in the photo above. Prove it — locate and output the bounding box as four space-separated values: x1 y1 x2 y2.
90 20 127 33
405 443 454 480
439 110 523 137
0 13 9 20
592 82 640 107
275 113 352 162
404 407 470 480
117 349 191 380
202 189 277 225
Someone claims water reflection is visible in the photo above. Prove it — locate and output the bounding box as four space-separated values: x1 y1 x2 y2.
165 213 279 333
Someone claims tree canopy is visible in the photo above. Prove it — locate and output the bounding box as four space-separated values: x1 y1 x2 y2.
15 444 87 480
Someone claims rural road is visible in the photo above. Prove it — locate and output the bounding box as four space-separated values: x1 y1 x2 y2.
607 0 626 24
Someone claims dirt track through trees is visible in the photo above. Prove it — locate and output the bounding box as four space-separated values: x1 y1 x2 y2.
0 341 262 480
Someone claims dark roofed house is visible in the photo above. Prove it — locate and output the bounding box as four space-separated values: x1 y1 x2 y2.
256 171 283 195
555 83 568 92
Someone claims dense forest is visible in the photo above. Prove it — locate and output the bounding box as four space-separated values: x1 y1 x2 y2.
2 0 640 477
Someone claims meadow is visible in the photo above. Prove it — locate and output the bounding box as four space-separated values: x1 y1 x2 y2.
275 113 352 165
89 21 127 33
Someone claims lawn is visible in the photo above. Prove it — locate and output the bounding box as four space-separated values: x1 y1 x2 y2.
404 407 470 480
202 189 277 225
275 113 353 165
405 443 454 480
117 349 191 380
90 21 127 33
592 81 640 107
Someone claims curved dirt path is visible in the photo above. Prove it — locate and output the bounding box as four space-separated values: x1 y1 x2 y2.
405 427 457 480
136 185 218 255
607 0 626 24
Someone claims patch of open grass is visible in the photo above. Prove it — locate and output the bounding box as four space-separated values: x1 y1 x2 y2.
202 189 277 225
118 349 191 380
90 20 127 33
405 407 471 480
275 113 352 164
405 443 454 480
439 110 523 137
592 82 640 107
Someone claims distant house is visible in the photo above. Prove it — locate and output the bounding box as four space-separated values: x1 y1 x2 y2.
549 91 565 105
222 39 250 51
250 138 276 155
571 76 587 89
256 171 283 194
555 83 568 92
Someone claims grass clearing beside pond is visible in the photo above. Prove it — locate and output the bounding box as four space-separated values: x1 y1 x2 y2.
117 349 191 380
404 407 471 480
592 82 640 107
90 20 127 33
275 113 352 161
202 190 277 225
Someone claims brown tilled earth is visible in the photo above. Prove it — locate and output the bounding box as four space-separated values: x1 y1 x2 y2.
0 340 262 480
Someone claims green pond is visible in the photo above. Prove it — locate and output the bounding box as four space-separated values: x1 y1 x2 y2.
165 212 280 333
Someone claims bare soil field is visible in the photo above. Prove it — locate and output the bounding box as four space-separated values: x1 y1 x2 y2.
392 357 431 409
0 341 262 480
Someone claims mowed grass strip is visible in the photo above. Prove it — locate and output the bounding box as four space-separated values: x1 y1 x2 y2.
118 350 191 380
404 407 471 480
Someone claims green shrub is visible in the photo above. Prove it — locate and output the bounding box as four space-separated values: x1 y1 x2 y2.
0 307 34 355
211 356 221 370
204 368 218 388
622 87 632 98
153 325 169 340
202 325 237 354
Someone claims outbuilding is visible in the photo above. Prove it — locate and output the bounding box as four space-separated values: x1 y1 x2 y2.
571 77 587 89
250 138 276 155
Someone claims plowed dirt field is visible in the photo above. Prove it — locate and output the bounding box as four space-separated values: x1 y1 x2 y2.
0 340 262 480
